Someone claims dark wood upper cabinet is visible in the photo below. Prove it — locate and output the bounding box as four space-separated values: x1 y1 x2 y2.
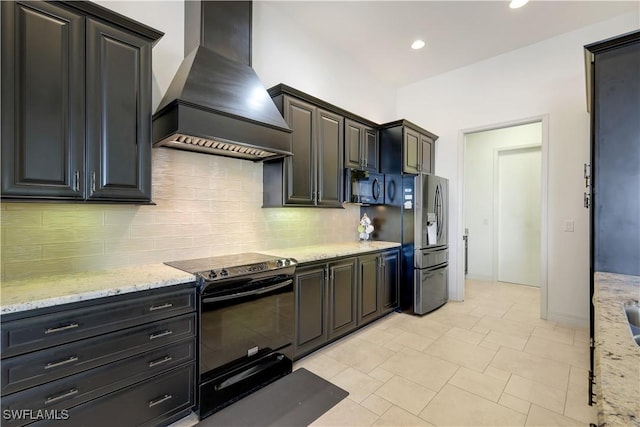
403 127 433 174
265 89 344 208
404 128 421 174
1 1 162 203
284 97 316 205
86 19 153 201
1 1 85 199
420 133 434 175
380 120 438 176
266 84 395 208
317 108 344 206
345 119 378 172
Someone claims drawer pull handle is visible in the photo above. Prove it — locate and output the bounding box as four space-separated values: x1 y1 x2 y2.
45 388 78 405
45 323 79 334
148 356 173 368
45 356 79 370
148 394 172 408
149 303 173 312
149 330 173 340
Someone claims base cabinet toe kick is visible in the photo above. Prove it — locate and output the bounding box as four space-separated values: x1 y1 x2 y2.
0 284 197 427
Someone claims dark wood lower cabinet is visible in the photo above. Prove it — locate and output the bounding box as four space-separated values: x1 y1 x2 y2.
380 250 400 313
358 254 380 324
328 258 357 339
358 249 400 325
36 365 195 427
294 249 400 359
294 264 328 357
0 284 196 427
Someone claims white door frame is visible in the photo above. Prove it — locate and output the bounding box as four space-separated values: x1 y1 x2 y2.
458 115 549 319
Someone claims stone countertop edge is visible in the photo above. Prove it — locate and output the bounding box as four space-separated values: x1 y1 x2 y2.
593 272 640 427
258 241 401 264
0 264 196 315
0 241 401 315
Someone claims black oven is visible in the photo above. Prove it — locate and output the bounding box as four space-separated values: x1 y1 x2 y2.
165 254 297 419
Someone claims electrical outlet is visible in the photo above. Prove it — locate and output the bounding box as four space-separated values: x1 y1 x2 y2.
564 220 575 232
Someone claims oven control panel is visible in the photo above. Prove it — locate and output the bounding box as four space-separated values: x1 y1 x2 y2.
199 258 296 282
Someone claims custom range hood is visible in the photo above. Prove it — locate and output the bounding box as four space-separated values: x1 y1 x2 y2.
152 1 292 161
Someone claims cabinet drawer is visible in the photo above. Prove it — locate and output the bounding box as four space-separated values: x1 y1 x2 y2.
38 364 194 427
1 287 196 358
2 314 195 395
1 339 195 427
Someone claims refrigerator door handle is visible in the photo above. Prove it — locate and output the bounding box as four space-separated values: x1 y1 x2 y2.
422 262 448 272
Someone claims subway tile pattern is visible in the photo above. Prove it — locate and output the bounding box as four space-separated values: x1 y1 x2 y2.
1 148 360 281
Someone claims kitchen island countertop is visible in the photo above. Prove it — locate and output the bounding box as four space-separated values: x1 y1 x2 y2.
593 272 640 427
0 264 195 315
259 241 401 264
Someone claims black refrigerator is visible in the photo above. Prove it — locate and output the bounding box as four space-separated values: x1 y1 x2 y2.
363 173 449 315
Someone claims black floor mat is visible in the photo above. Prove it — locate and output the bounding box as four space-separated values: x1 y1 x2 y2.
197 368 348 427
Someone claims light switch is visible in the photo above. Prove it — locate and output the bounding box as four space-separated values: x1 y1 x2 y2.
564 220 575 232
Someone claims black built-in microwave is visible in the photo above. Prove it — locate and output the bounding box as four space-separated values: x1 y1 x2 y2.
345 169 384 205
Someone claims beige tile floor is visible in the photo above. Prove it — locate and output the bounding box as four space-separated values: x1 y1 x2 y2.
297 280 597 427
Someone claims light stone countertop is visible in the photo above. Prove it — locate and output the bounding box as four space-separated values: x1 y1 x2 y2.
0 264 196 315
593 272 640 427
258 241 401 264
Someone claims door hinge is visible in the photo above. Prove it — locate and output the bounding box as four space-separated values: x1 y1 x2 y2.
73 171 80 192
91 171 96 194
584 191 591 209
584 163 591 188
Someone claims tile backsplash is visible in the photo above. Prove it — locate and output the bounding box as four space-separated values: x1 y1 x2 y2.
1 148 361 281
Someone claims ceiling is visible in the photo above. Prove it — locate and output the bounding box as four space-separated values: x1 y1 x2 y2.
267 1 639 88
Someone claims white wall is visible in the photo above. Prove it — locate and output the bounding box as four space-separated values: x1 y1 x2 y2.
252 2 397 123
464 123 542 281
397 12 640 327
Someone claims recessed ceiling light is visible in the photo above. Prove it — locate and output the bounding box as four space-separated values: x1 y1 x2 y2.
411 39 425 50
509 0 529 9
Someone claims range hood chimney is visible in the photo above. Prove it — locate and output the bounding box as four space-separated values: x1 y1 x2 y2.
152 1 292 161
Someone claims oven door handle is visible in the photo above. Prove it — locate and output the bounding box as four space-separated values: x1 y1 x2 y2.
202 279 293 303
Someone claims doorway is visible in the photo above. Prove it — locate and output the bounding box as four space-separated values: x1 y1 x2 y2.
496 146 541 287
460 118 548 317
